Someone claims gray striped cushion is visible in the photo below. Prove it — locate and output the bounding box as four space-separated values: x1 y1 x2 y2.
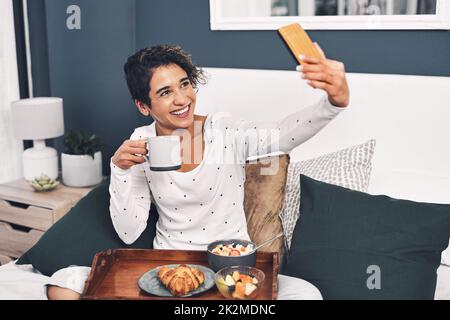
281 140 376 249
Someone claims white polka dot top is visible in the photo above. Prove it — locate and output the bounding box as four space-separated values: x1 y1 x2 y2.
109 96 345 250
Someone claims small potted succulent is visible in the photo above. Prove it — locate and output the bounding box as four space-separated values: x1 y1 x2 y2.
31 174 59 192
61 129 103 187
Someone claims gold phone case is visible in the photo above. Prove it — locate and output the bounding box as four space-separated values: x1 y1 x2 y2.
278 23 322 64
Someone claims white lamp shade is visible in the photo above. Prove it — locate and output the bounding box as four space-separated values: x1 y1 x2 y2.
11 97 64 140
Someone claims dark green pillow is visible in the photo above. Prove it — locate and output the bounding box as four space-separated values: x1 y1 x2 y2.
282 174 450 300
16 178 158 276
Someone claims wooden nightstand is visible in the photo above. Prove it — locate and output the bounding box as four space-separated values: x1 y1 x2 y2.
0 179 98 261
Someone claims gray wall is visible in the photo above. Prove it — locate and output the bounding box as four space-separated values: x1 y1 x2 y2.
27 0 50 97
30 0 450 174
136 0 450 76
36 0 140 174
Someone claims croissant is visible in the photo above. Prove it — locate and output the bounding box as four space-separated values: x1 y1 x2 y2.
157 264 205 296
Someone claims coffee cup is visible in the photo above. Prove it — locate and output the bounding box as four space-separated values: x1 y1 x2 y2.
147 136 182 171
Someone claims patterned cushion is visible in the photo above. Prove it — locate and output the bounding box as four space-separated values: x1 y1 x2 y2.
281 140 376 249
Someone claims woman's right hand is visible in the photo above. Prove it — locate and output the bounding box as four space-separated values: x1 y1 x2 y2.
111 139 148 170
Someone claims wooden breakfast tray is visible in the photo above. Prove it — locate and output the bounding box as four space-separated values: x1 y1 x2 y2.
81 249 278 300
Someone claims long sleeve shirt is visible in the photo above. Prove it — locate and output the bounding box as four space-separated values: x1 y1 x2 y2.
109 96 345 250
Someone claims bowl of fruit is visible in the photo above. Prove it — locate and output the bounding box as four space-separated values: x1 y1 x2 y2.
215 266 264 300
207 239 256 272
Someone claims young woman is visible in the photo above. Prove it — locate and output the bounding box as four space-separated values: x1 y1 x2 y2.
47 44 349 300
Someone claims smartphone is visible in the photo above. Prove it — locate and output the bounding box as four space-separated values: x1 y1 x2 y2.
278 23 322 64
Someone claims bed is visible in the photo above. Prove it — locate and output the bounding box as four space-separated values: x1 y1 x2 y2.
198 68 450 299
1 69 449 299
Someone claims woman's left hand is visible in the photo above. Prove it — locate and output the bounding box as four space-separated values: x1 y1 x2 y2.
297 43 350 108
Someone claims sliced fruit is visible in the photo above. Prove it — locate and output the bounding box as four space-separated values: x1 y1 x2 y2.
224 275 235 286
245 283 257 296
232 271 240 282
252 276 259 285
239 274 254 284
229 249 241 256
235 281 246 297
216 277 228 293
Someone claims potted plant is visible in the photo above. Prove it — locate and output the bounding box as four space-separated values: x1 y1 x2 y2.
61 129 103 187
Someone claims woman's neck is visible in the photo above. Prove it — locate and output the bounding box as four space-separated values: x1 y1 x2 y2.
155 115 204 141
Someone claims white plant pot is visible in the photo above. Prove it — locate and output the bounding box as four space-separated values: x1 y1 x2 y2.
62 151 102 187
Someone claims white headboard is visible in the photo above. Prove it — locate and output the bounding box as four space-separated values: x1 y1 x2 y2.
197 68 450 204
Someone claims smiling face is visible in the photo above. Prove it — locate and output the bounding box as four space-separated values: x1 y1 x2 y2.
136 63 197 136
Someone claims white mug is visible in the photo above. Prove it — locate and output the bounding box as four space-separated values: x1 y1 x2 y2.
147 136 181 171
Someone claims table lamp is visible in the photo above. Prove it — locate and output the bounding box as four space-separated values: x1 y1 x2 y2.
11 97 64 181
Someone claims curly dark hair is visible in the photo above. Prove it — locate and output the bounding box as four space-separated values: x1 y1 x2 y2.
124 45 206 107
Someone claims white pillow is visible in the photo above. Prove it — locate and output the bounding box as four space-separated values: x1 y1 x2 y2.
281 139 376 249
435 264 450 300
443 241 450 267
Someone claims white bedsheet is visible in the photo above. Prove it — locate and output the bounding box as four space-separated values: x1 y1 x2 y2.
0 261 90 300
0 261 449 300
0 262 48 300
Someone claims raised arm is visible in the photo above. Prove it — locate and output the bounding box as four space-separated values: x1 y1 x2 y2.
226 96 346 161
109 130 152 244
231 42 349 161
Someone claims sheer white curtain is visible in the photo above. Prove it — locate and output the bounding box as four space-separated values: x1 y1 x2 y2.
0 0 23 183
